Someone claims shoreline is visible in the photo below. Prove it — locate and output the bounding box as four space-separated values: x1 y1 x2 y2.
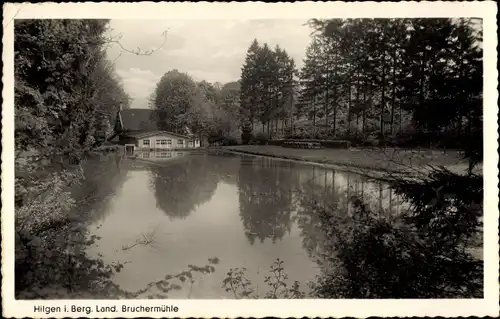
219 145 480 177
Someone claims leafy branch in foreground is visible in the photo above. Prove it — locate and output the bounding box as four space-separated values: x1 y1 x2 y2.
124 257 220 299
222 259 306 299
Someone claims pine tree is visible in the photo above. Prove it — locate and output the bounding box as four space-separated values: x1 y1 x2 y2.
240 39 261 131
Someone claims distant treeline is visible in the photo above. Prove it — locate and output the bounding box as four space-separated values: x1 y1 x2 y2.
238 18 483 150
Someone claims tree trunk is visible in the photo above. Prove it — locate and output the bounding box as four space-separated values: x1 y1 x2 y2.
355 72 361 137
378 183 383 214
399 107 403 133
347 80 352 136
332 64 338 136
313 98 317 136
333 86 337 136
380 51 386 139
362 85 367 135
390 46 397 135
418 52 426 134
325 57 330 129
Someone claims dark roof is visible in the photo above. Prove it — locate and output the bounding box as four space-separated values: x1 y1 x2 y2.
119 108 198 137
120 109 158 131
124 130 190 139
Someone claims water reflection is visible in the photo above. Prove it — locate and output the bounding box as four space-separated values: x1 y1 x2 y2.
72 153 131 223
136 150 188 161
81 153 409 298
235 156 407 258
149 153 219 219
237 157 294 244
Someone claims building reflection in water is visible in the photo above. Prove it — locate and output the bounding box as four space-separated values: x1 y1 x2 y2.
136 150 187 161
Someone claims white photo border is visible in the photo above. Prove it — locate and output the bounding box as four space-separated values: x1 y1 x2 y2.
2 1 498 318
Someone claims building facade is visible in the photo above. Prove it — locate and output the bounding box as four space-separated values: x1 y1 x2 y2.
112 108 203 155
124 131 200 150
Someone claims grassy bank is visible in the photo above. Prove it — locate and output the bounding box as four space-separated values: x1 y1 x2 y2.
223 145 477 175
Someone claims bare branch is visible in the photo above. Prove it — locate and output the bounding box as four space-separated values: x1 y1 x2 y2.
108 28 169 56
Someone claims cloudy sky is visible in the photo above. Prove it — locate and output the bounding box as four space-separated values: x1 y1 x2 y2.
106 19 312 109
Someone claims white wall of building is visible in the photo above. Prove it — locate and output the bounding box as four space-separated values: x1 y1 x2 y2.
137 134 200 149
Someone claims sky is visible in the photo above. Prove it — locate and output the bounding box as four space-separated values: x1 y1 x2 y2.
106 19 313 109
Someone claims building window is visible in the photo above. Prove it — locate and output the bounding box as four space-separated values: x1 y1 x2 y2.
177 139 184 145
155 139 168 145
167 139 172 145
143 139 150 147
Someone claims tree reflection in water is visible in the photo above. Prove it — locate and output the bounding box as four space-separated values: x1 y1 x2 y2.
295 167 483 298
149 153 220 220
237 156 294 244
233 158 482 298
16 152 483 299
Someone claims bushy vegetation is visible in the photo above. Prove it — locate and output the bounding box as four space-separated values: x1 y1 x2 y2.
254 132 270 145
311 168 483 298
15 19 131 255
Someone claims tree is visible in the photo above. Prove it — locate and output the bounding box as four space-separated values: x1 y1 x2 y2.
240 39 261 131
300 18 482 150
298 38 324 135
151 70 201 133
239 40 297 138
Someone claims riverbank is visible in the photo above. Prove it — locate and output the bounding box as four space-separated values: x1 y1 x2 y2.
222 145 479 176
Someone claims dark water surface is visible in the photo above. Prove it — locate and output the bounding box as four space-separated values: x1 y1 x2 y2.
82 151 405 298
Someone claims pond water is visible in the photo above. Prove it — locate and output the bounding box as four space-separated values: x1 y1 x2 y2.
82 150 406 299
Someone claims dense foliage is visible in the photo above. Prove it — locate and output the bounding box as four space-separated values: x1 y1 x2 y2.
237 18 482 152
299 18 482 147
15 19 131 297
15 19 130 159
310 168 483 298
150 70 241 142
239 39 297 136
15 19 132 233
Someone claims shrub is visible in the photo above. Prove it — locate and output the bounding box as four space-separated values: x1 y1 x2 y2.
320 140 351 149
313 131 329 140
254 132 270 145
220 137 239 146
285 129 313 140
241 131 254 145
268 139 285 146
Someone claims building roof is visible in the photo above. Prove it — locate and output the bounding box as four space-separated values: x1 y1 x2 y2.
123 130 191 139
119 108 196 136
120 109 158 131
